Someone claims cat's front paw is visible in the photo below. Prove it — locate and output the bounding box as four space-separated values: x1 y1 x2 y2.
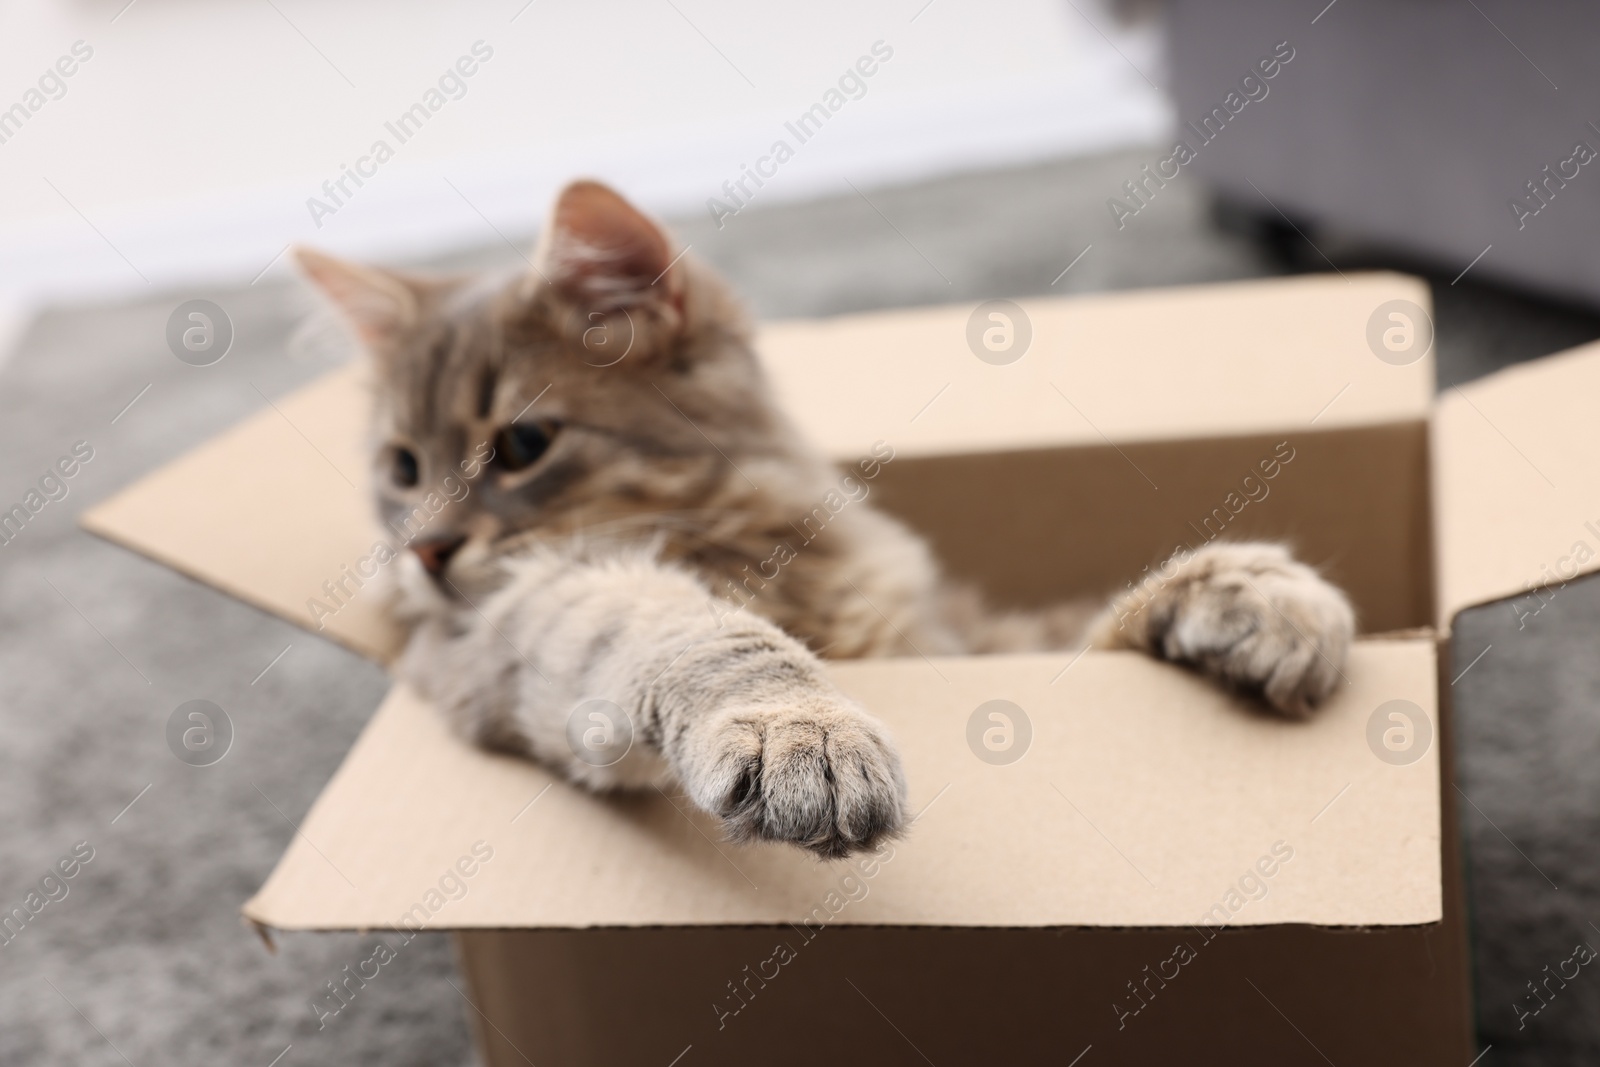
679 699 907 859
1111 543 1355 716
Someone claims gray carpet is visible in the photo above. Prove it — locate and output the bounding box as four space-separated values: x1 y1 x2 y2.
2 149 1597 1065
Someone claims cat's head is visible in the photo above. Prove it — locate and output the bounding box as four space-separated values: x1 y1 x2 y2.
296 180 789 603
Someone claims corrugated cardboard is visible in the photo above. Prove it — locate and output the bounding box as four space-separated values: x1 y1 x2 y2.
243 645 1439 931
83 271 1534 1065
761 271 1433 457
82 363 404 663
1434 339 1600 628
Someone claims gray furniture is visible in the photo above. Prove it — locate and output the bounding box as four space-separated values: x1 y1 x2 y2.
1167 0 1600 306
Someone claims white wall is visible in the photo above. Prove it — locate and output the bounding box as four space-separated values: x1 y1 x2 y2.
0 0 1166 305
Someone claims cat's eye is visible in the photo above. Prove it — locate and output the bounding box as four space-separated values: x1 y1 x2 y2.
493 422 556 472
391 446 420 488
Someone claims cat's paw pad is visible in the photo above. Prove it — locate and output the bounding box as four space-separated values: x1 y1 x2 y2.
683 701 907 858
1149 544 1354 716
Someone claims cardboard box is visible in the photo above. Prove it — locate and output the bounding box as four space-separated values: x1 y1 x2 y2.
85 271 1600 1064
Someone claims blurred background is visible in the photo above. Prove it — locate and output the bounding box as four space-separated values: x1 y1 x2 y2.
2 0 1598 1064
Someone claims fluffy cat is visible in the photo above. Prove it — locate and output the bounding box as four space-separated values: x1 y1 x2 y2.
295 180 1354 858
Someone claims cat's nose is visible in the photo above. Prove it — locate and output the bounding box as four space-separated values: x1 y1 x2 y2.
410 536 467 577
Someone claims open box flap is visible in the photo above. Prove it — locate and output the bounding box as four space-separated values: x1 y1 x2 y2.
243 643 1441 932
766 271 1432 458
82 273 1434 663
81 363 404 663
1433 339 1600 630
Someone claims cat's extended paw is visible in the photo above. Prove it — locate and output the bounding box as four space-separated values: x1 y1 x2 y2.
1116 543 1355 716
679 700 907 859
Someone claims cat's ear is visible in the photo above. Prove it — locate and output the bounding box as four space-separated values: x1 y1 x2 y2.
294 246 419 346
532 181 682 314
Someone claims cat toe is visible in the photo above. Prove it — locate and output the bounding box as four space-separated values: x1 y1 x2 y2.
1152 544 1354 716
686 702 907 858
